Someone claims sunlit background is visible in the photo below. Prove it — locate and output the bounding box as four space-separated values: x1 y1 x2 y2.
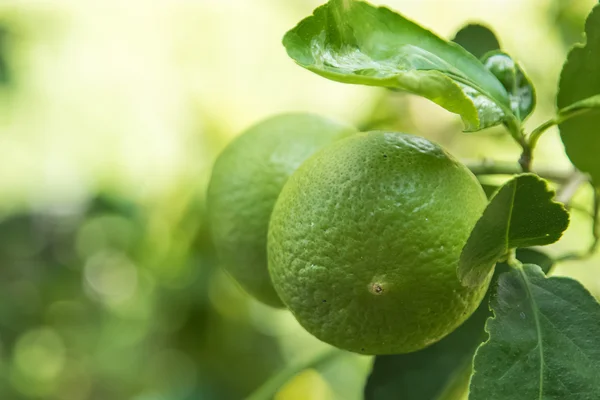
0 0 597 399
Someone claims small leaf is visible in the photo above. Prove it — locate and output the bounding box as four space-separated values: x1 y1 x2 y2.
482 51 536 121
363 249 551 400
557 4 600 185
283 0 515 132
452 23 500 59
459 174 569 287
470 264 600 400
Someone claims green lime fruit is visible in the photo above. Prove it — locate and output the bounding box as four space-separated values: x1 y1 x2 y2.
268 131 490 353
207 113 356 308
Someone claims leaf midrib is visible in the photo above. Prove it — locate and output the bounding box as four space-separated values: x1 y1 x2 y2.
517 266 545 400
503 180 517 254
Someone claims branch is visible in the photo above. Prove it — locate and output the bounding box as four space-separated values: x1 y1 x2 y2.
591 186 600 254
556 184 600 262
555 171 588 205
464 159 571 183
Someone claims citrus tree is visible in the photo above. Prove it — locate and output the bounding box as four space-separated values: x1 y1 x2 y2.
209 0 600 398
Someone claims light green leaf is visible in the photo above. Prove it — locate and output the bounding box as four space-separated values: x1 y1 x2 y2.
482 51 536 121
451 24 500 60
458 174 569 287
283 0 515 132
363 249 552 400
470 264 600 400
557 4 600 185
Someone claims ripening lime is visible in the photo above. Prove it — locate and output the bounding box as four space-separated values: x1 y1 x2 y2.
207 113 355 308
268 131 490 354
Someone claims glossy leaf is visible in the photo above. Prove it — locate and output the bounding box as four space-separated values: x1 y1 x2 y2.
557 4 600 185
482 51 536 121
452 23 500 59
470 264 600 400
283 0 514 132
459 174 569 287
363 249 552 400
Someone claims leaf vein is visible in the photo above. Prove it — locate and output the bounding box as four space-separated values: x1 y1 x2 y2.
518 266 545 400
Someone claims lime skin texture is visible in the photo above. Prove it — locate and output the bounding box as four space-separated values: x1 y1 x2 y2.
207 113 356 308
268 131 491 354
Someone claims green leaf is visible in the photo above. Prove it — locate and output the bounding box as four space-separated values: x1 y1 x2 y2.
511 248 554 274
283 0 515 132
557 4 600 185
459 174 569 287
470 264 600 400
452 23 500 59
363 249 552 400
364 301 487 400
482 51 536 121
480 183 501 199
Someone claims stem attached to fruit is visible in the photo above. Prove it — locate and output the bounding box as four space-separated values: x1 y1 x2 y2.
246 348 341 400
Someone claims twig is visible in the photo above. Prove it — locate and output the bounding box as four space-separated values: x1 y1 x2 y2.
591 186 600 254
463 159 571 183
518 143 533 173
528 118 557 150
555 171 588 206
529 98 600 151
556 184 600 262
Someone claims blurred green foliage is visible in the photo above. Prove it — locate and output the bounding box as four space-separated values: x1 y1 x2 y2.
0 25 10 86
0 195 284 399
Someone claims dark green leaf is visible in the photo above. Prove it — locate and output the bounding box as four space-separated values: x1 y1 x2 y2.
512 248 554 274
283 0 515 132
470 264 600 400
480 183 500 199
557 4 600 185
363 249 552 400
452 23 500 59
364 301 487 400
495 248 555 278
482 51 536 121
459 174 569 287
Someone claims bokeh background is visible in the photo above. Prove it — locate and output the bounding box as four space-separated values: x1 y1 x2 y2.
0 0 597 399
